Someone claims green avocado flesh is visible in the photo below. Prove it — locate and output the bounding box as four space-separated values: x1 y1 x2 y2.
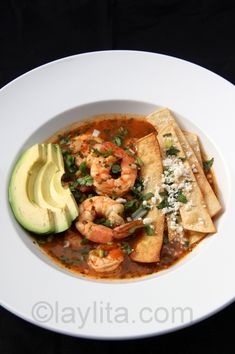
8 143 79 234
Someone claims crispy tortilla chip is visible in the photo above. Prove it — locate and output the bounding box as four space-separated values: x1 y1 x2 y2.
157 125 216 233
147 108 221 217
183 131 203 167
187 231 206 245
130 133 164 263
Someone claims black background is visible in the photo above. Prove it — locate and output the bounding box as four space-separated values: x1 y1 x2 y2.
0 0 234 353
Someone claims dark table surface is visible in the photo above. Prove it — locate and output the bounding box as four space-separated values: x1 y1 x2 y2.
1 1 234 353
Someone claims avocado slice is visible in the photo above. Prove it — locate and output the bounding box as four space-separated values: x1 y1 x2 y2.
8 143 79 234
49 144 79 221
8 144 55 234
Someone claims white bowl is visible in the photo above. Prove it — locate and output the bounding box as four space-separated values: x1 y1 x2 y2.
0 51 234 339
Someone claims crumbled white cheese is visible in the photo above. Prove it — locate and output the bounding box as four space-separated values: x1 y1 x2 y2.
169 214 184 234
142 200 148 206
151 196 157 204
92 129 100 137
198 217 205 225
184 181 192 192
143 217 153 225
186 151 192 158
191 163 198 173
143 177 150 188
115 198 127 203
160 154 193 217
127 217 132 222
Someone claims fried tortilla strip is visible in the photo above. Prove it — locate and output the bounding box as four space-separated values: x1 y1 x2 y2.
187 231 206 245
147 108 221 217
183 131 203 167
130 133 164 263
157 125 216 233
167 214 206 244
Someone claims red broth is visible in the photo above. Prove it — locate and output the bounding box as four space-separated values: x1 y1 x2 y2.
34 114 214 279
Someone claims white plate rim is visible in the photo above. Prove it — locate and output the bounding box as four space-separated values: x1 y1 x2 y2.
0 50 235 339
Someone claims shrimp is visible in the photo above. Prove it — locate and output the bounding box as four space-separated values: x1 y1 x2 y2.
69 134 103 166
76 196 143 243
88 246 124 273
90 142 138 197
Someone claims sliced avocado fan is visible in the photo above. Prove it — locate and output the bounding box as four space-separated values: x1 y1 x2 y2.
8 143 79 234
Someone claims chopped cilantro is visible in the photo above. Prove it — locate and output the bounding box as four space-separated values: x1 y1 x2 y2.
118 127 128 136
159 191 169 197
112 136 123 147
58 134 71 145
104 149 113 157
92 148 113 158
77 175 93 186
64 153 77 174
136 156 144 167
79 161 87 175
157 199 170 209
142 192 154 200
131 177 144 198
163 133 172 137
145 224 155 236
203 158 214 172
166 146 180 156
111 164 121 174
124 199 138 210
128 224 145 234
121 242 133 255
95 218 113 228
177 190 188 204
127 224 153 236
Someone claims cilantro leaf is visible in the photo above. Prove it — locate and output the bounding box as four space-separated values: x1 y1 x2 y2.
79 161 87 175
77 175 93 186
166 146 180 156
177 190 188 204
58 134 71 145
64 153 77 174
157 199 170 209
141 192 154 200
121 242 133 255
112 136 123 147
144 224 155 236
95 218 113 228
111 164 121 174
203 158 214 172
136 156 144 167
118 127 129 136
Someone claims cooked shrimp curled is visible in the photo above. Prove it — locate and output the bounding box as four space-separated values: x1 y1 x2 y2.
90 142 137 197
75 196 143 243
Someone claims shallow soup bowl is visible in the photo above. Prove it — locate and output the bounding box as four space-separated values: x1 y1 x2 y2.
0 51 235 339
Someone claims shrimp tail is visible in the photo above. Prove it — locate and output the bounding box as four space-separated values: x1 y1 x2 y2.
76 221 114 244
113 220 144 239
